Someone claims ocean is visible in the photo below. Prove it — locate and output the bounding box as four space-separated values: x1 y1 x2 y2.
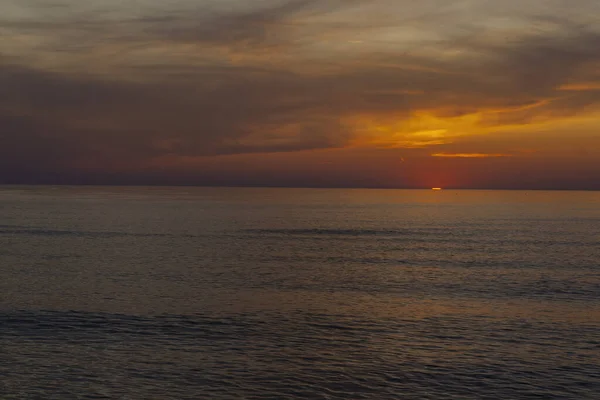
1 186 599 399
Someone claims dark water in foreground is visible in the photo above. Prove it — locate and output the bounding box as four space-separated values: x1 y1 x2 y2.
1 186 599 399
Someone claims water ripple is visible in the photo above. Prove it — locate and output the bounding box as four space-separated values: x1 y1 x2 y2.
2 310 599 399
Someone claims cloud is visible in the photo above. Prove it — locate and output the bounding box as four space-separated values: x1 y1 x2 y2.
559 83 600 91
1 0 599 185
431 153 512 158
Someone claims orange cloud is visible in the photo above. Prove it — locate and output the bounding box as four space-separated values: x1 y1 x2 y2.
558 83 600 91
431 153 512 158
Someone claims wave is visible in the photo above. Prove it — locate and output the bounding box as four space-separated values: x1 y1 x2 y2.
2 310 598 399
244 228 433 237
0 228 181 239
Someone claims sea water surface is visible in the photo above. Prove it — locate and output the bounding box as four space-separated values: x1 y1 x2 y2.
1 186 599 399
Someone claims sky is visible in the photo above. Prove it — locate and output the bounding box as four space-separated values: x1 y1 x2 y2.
1 0 599 189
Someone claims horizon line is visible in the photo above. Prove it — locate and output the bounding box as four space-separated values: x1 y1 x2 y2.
1 183 599 192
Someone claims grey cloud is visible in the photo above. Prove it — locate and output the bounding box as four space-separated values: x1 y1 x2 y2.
0 0 361 56
143 0 322 48
0 61 352 179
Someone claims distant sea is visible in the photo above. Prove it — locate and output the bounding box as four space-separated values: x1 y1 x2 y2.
1 186 599 399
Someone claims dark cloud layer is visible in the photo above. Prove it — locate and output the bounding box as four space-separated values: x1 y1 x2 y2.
1 0 599 187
